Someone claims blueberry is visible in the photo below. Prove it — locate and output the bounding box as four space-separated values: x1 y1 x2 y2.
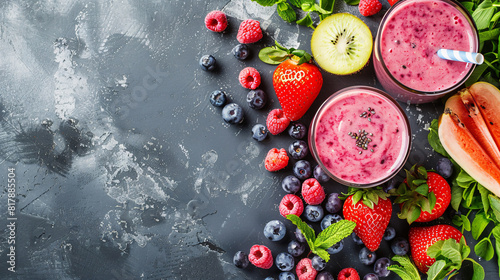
282 175 301 194
363 273 380 280
383 178 399 193
288 140 309 160
288 123 307 139
264 220 286 241
252 124 268 141
316 271 335 280
288 240 305 257
222 103 244 124
295 227 307 243
313 165 330 183
374 257 392 277
209 90 227 107
383 226 396 241
232 44 249 60
305 205 324 222
279 272 296 280
247 89 267 109
311 255 326 271
293 160 312 180
320 214 343 230
436 157 454 178
325 193 342 214
276 252 295 271
352 232 364 245
327 240 344 254
391 237 409 255
265 278 276 280
359 247 377 265
199 54 216 71
233 251 249 268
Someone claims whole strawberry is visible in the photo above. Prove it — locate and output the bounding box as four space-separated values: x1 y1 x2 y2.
342 187 392 252
259 42 323 121
409 224 463 274
393 165 451 224
359 0 382 16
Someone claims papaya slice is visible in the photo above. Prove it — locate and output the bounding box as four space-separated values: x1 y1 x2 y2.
447 90 500 169
438 110 500 197
468 82 500 149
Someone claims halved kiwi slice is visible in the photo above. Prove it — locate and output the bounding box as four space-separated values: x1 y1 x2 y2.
311 13 373 75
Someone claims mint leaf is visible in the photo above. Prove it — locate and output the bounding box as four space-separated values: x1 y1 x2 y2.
456 169 476 188
387 255 421 280
296 12 314 28
319 0 335 14
314 220 356 250
344 0 360 5
251 0 281 6
426 260 447 280
259 47 288 64
277 2 297 22
474 237 495 261
465 258 486 280
286 214 316 250
488 194 500 221
478 184 491 216
472 0 495 30
427 119 449 157
314 248 330 262
451 183 464 211
471 210 490 240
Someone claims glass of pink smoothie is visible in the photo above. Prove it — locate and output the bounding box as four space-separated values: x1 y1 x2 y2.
309 86 411 188
373 0 479 104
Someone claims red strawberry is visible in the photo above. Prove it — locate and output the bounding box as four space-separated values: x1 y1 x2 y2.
266 109 291 135
359 0 382 16
343 188 392 252
409 224 463 273
273 59 323 121
394 165 451 224
388 0 399 5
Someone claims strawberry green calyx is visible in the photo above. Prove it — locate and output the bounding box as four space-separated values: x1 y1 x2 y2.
342 186 391 209
394 164 438 224
259 41 312 65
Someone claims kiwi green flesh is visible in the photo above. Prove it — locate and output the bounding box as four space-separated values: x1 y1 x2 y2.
312 14 373 75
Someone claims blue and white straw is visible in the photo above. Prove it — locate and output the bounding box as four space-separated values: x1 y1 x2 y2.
437 49 484 65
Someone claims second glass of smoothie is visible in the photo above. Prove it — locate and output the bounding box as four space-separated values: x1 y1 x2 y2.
309 86 411 188
373 0 479 103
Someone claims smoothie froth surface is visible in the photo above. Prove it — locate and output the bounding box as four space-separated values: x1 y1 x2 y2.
380 0 474 92
314 90 408 184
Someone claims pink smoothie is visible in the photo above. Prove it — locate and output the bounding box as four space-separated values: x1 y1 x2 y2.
380 0 475 92
310 87 410 185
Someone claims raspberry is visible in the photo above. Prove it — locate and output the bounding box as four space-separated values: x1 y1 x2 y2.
338 268 360 280
279 194 304 217
239 67 261 90
302 178 326 205
296 258 317 280
237 19 263 44
265 148 289 172
266 109 291 135
204 10 228 32
358 0 382 16
248 244 273 269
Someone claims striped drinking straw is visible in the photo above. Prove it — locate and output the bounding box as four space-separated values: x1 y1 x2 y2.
437 49 484 65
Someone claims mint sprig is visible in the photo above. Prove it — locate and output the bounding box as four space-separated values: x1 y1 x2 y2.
459 0 500 88
426 237 484 280
387 255 421 280
251 0 336 28
286 214 355 262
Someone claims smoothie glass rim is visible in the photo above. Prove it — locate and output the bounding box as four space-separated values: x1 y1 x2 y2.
374 0 480 96
308 86 412 188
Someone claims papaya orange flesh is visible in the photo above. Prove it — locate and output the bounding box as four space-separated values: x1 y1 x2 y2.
438 111 500 197
468 82 500 150
452 89 500 169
